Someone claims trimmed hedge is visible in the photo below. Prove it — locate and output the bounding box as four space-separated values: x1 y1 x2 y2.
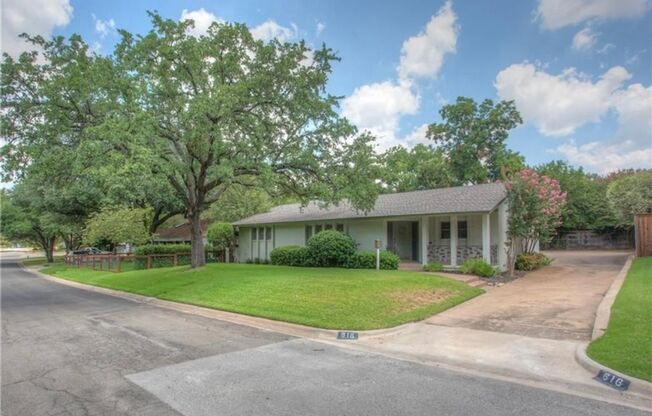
515 252 552 271
270 245 311 267
306 230 356 267
423 261 443 272
460 258 496 278
344 251 399 270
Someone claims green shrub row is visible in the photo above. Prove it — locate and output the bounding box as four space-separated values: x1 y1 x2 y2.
269 230 399 270
344 251 399 270
460 258 496 278
133 244 221 269
515 252 552 271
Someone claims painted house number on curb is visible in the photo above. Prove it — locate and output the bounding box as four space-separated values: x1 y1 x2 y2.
595 370 630 391
337 331 358 340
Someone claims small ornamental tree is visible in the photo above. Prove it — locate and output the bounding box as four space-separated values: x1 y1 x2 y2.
606 171 652 227
505 169 566 275
207 222 236 251
83 207 151 249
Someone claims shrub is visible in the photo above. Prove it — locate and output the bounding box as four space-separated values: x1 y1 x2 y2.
306 230 356 267
344 251 399 270
460 258 496 278
423 261 443 272
132 244 219 269
515 252 552 271
207 222 235 250
270 245 311 267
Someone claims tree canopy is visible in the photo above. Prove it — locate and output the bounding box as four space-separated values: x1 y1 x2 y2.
606 171 652 227
427 97 524 184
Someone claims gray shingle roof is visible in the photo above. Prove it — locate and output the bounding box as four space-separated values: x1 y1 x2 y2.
233 183 506 226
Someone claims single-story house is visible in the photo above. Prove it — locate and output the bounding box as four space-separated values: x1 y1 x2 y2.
153 219 212 245
233 183 527 271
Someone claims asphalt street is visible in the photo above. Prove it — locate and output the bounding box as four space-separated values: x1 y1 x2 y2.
2 255 649 416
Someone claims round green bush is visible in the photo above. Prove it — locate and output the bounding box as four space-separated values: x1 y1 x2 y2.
306 230 356 267
344 251 399 270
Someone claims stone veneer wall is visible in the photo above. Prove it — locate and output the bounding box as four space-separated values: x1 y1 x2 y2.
428 244 497 265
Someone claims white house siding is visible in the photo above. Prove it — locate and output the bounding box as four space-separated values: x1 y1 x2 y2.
237 227 252 262
347 220 385 251
274 224 305 247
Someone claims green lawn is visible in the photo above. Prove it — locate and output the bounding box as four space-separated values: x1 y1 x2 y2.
40 263 483 330
587 257 652 382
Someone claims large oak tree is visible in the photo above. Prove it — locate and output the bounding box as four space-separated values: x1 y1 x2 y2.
108 14 378 267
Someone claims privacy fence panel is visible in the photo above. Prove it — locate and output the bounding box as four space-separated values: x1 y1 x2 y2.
635 213 652 257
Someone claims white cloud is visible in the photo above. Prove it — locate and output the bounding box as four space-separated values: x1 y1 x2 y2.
92 14 115 39
536 0 649 30
495 63 631 136
316 22 326 35
341 81 420 150
1 0 73 57
403 124 431 147
398 0 458 81
572 26 598 50
250 20 297 43
596 43 615 54
611 83 652 149
180 8 223 37
556 140 651 173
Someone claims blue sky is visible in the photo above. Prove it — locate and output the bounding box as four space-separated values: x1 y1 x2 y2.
3 0 651 173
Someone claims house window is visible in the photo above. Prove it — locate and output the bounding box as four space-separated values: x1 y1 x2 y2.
336 223 344 232
266 227 272 240
440 222 451 239
252 228 257 240
258 227 264 240
325 224 333 230
458 221 468 239
315 224 323 234
305 225 313 243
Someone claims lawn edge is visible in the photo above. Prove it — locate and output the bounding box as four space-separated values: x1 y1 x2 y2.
22 263 456 339
590 254 634 341
575 343 652 398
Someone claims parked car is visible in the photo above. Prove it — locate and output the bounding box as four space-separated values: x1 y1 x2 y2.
71 247 105 255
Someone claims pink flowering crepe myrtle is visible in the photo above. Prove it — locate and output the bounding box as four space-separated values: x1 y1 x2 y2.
505 169 567 256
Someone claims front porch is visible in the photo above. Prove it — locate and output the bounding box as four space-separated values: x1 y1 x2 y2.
387 207 507 271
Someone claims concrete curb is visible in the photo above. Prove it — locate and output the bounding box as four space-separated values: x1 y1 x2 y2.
575 343 652 399
21 264 414 341
592 254 634 340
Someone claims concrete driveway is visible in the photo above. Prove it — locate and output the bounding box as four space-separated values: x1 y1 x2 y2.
427 250 631 340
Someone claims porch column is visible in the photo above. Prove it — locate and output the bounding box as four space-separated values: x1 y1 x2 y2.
482 213 491 264
420 216 429 266
450 215 458 266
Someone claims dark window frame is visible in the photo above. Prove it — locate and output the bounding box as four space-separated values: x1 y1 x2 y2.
440 222 451 239
458 221 468 239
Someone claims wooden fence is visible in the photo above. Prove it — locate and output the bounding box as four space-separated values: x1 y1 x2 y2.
64 250 231 273
635 213 652 257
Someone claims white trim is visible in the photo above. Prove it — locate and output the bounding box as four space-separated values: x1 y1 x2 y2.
450 215 458 267
482 213 491 263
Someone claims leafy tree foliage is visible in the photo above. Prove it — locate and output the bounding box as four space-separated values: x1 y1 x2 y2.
0 181 64 261
83 207 151 248
379 144 454 192
103 14 378 267
606 171 652 227
205 186 273 223
427 97 524 184
536 161 616 232
206 222 236 250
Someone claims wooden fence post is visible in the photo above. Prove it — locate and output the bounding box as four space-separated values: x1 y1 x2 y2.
116 256 121 273
173 254 178 267
147 255 152 269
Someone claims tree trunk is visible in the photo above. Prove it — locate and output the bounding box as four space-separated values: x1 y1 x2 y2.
45 236 55 263
189 211 206 268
